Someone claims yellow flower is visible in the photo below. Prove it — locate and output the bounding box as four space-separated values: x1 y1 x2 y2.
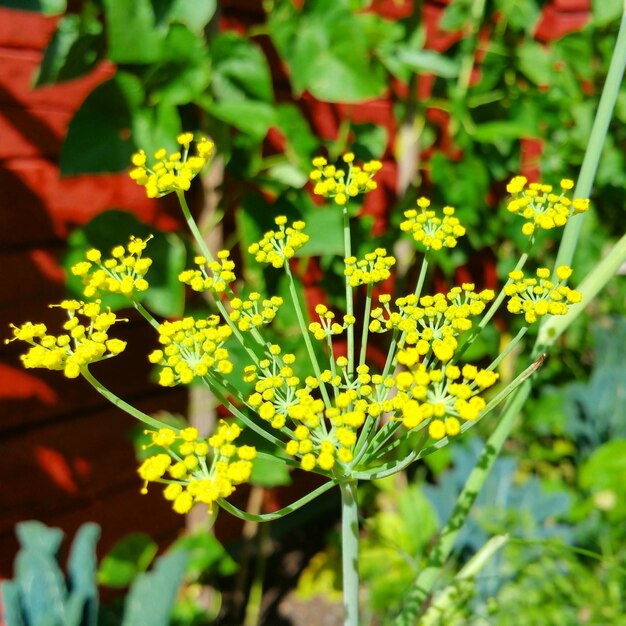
130 134 215 198
400 201 466 250
248 217 309 269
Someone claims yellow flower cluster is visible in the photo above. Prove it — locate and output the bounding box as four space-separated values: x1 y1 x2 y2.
71 236 153 299
505 266 582 324
370 285 493 363
129 133 215 198
392 363 499 440
309 304 355 341
344 248 396 287
178 251 236 294
138 422 256 514
505 176 590 236
149 315 233 386
229 293 284 331
8 300 127 378
400 198 466 250
248 216 309 268
309 154 382 206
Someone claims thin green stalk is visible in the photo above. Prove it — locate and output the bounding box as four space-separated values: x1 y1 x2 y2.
359 284 373 366
177 190 215 263
82 368 174 431
340 480 360 626
395 9 626 620
343 206 355 376
284 262 332 407
133 300 160 330
219 479 337 522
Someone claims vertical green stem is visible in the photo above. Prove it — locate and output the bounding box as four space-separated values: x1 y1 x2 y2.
340 480 360 626
359 284 373 367
177 190 215 263
284 262 332 408
343 206 355 377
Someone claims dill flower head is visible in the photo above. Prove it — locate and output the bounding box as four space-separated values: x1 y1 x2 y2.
400 198 466 250
139 420 256 514
309 153 382 206
129 133 215 198
71 235 153 299
505 266 582 324
149 315 234 386
178 250 236 294
505 176 590 236
344 248 396 287
247 216 309 268
229 293 284 332
7 300 127 378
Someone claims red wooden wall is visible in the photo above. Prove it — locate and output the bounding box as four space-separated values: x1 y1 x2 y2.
0 0 590 594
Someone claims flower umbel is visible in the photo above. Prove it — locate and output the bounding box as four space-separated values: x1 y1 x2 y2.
505 266 582 324
139 421 256 514
71 235 153 299
149 316 234 386
400 198 466 250
310 154 382 206
505 176 590 236
129 133 215 198
7 300 127 378
247 216 309 268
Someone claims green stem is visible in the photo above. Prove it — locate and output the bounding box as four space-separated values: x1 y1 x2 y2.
284 262 332 408
177 190 215 262
133 300 159 330
82 368 174 431
219 479 337 522
359 284 373 367
343 206 355 377
340 480 360 626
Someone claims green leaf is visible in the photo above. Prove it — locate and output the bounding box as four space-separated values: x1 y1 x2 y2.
299 208 344 257
592 0 623 27
205 101 276 140
275 103 320 163
0 0 65 15
98 533 158 588
494 0 541 32
103 0 164 64
352 122 388 160
268 0 387 102
35 14 102 86
251 454 292 488
142 24 211 105
579 440 626 521
67 523 100 626
1 581 26 626
266 162 309 188
170 532 237 579
211 33 274 103
167 0 216 33
61 72 143 175
131 100 182 162
395 48 459 79
440 0 473 31
122 550 188 626
517 41 552 86
472 119 538 142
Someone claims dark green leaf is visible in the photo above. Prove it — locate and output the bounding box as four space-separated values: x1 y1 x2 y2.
275 104 320 163
142 24 211 105
98 533 158 588
299 208 344 257
167 0 216 33
103 0 164 63
170 532 238 579
211 33 273 103
251 454 291 488
352 122 388 160
205 101 276 140
35 14 102 86
131 100 182 161
61 72 143 175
